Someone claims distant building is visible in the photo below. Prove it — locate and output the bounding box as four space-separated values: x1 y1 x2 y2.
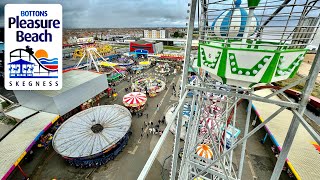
67 36 94 45
144 30 168 39
67 36 78 44
77 37 94 44
129 40 163 55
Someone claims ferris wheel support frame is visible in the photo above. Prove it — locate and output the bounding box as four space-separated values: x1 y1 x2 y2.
170 0 198 179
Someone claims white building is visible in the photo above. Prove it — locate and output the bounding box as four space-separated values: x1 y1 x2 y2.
159 30 167 38
144 30 168 39
143 30 150 38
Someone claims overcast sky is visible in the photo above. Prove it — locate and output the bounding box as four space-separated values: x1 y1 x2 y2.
0 0 190 28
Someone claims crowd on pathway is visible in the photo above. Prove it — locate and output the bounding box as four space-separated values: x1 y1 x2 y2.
140 115 166 138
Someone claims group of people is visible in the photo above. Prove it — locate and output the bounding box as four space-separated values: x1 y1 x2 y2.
137 112 146 118
141 116 166 138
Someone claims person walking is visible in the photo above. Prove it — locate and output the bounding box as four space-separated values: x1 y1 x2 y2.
146 113 149 118
158 119 161 125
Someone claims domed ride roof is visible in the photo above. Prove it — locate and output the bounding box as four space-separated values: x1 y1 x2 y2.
53 105 132 158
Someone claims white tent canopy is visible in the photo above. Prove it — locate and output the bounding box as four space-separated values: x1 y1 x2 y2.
53 105 132 158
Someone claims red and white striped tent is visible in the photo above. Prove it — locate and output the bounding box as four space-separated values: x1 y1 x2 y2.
123 92 147 107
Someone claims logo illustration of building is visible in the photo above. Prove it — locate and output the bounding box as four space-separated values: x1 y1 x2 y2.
8 46 58 78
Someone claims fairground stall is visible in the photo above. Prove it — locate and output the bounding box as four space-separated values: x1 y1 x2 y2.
131 73 166 97
157 54 184 63
53 105 132 168
155 54 184 73
123 92 147 113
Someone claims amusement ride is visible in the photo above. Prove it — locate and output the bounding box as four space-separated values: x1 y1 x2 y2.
74 46 124 81
72 43 114 59
53 105 132 168
139 0 320 180
123 92 148 113
131 73 166 97
155 62 171 74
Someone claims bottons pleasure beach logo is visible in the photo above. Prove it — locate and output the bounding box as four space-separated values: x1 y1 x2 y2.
5 4 62 90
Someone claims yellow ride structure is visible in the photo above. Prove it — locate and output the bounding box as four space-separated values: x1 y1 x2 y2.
73 43 114 59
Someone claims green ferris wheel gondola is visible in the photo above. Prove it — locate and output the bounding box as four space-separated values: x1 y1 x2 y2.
198 0 314 87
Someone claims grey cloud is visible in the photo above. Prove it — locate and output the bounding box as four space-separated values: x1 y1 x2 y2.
0 0 190 28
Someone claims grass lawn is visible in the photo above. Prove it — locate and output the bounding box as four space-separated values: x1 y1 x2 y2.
273 74 320 98
111 45 128 49
163 46 184 50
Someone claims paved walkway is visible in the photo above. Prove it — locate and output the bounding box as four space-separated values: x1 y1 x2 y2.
298 61 320 83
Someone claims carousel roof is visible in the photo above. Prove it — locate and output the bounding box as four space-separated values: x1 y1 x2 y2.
53 105 132 158
123 92 147 107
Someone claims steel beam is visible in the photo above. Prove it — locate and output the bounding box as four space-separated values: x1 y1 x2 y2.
264 76 308 99
188 160 237 180
179 90 198 178
238 100 252 178
193 106 286 175
170 99 187 179
186 85 300 108
180 0 198 99
292 110 320 145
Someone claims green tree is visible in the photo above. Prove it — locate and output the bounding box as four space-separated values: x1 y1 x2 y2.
173 31 180 38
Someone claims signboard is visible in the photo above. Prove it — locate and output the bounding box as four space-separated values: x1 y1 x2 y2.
5 4 62 90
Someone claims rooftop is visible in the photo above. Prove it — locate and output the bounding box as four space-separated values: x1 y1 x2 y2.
33 70 102 97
